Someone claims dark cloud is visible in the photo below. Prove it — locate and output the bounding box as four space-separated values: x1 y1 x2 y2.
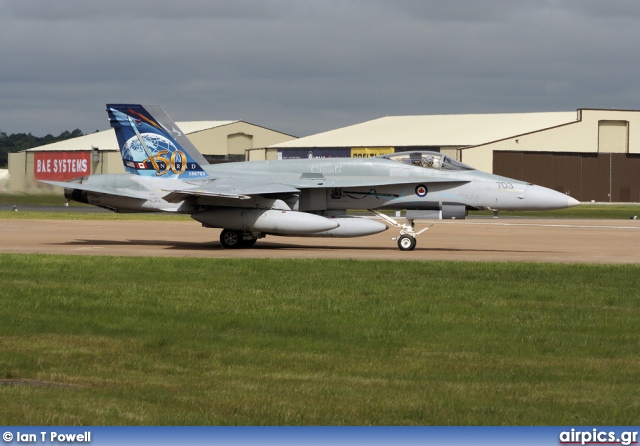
1 0 639 137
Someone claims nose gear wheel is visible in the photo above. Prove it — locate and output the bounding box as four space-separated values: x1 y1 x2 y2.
369 209 432 251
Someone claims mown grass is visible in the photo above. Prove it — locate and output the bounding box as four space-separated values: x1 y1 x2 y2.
2 203 640 222
473 204 640 220
2 192 640 218
1 255 639 425
0 193 88 207
0 210 191 221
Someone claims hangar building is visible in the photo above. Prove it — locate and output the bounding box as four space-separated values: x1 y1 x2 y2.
265 109 640 202
9 120 295 193
10 108 640 202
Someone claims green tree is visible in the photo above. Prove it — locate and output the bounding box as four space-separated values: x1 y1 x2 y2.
0 129 84 168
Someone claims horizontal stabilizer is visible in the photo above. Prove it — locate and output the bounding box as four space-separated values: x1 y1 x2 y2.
40 180 148 200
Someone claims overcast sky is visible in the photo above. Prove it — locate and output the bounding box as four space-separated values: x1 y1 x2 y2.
1 0 639 138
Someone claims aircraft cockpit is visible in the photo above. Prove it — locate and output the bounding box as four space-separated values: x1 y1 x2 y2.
378 151 475 171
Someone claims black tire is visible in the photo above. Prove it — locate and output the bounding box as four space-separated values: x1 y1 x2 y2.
397 234 417 251
241 237 258 248
220 229 243 249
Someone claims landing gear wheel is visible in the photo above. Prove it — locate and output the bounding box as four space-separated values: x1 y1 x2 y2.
220 229 243 249
368 209 431 252
397 234 417 251
241 237 257 248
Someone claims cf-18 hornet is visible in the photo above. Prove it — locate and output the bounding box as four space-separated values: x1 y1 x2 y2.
42 104 579 251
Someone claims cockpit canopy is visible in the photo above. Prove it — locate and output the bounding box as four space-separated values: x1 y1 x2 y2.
377 151 475 171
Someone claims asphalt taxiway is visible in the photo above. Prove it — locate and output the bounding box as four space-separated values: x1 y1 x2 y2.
1 217 639 263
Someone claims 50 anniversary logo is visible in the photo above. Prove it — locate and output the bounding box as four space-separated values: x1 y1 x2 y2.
141 149 189 176
123 131 194 177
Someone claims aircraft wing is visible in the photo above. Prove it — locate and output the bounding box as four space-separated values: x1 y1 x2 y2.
290 176 471 189
44 174 469 205
163 175 470 203
39 180 150 200
162 178 301 203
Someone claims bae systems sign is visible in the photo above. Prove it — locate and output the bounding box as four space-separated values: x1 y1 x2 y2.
34 151 91 181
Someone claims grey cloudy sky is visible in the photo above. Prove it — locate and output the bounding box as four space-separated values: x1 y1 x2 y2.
1 0 639 137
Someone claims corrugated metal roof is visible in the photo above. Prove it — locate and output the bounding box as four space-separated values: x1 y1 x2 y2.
26 121 239 152
25 130 117 152
176 121 238 134
270 112 578 148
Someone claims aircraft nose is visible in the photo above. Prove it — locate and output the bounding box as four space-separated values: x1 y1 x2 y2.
526 185 580 210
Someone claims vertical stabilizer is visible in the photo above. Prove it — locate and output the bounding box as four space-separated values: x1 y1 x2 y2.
107 104 209 179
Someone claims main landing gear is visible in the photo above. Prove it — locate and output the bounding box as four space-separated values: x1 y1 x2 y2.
369 210 432 251
219 229 261 249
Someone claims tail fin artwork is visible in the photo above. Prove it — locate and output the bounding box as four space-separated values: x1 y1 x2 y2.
107 104 209 179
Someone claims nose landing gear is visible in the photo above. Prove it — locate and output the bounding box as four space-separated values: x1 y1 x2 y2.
369 210 432 251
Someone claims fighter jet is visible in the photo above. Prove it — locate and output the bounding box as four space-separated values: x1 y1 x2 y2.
42 104 579 251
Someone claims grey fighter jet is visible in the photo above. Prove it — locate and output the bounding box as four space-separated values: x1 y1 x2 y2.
42 104 579 251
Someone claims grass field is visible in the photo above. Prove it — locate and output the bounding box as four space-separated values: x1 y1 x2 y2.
2 189 640 221
0 193 88 207
1 254 639 425
2 203 640 222
473 204 640 220
0 210 191 221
